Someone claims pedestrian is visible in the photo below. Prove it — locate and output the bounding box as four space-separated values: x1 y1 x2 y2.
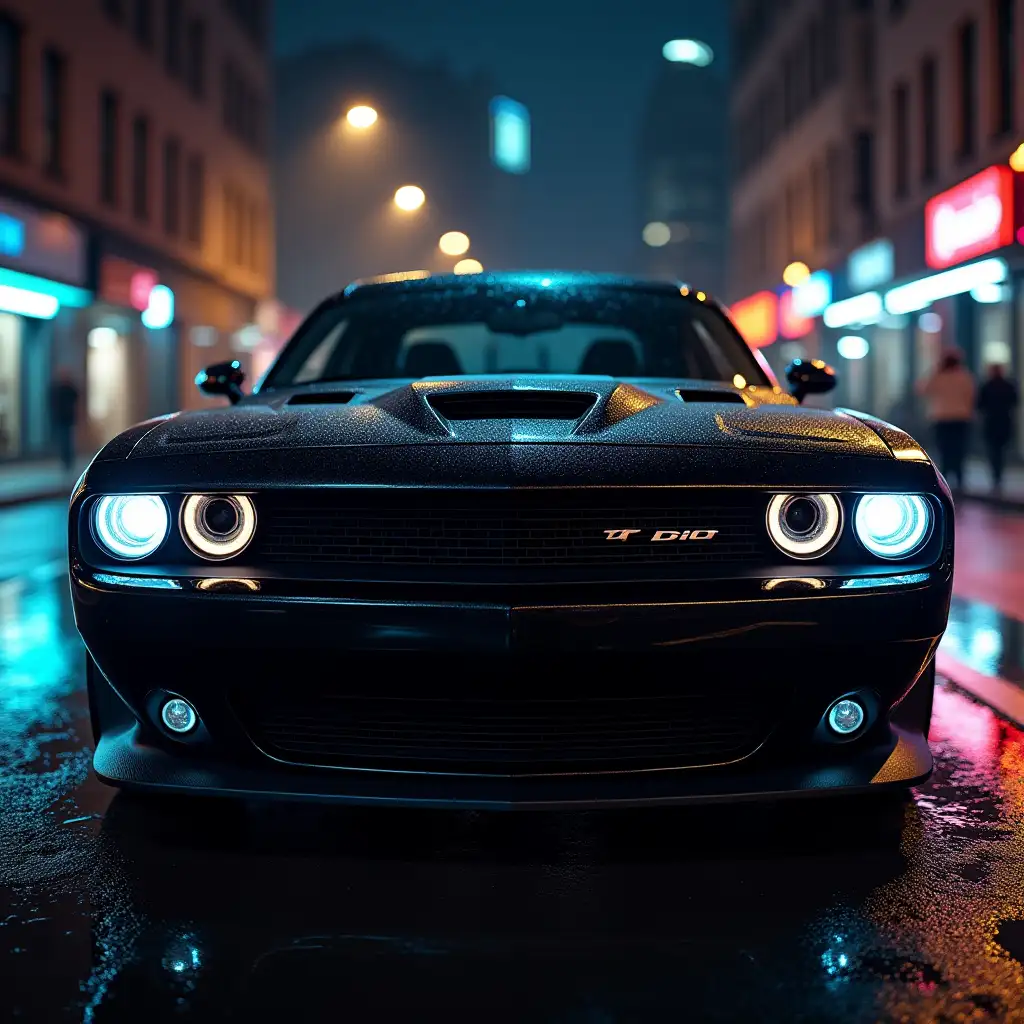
49 367 79 476
977 363 1019 493
916 349 976 492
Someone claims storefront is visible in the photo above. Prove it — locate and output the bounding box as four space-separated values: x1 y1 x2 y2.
0 196 91 462
730 161 1024 454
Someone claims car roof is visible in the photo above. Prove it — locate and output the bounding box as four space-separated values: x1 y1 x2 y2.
341 270 707 302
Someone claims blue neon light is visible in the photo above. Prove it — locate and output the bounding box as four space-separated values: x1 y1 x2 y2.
0 265 91 308
490 96 531 174
0 213 25 257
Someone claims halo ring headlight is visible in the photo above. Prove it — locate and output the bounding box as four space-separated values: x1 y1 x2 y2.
854 494 932 559
92 495 170 560
180 494 256 561
767 493 843 559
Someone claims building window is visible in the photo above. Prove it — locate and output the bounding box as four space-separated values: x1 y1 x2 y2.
892 82 909 199
163 138 180 236
224 0 267 49
920 56 937 182
853 131 876 235
185 19 205 98
41 49 66 178
992 0 1014 136
164 0 183 76
99 90 119 205
185 153 204 245
103 0 124 21
133 0 153 48
131 114 149 220
811 160 826 249
0 15 22 158
826 145 842 244
222 61 264 154
956 20 977 159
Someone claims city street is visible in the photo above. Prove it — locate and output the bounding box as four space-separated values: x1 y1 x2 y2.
2 500 1024 1021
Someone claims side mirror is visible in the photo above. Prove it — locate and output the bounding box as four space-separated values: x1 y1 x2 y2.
196 361 245 405
785 359 836 404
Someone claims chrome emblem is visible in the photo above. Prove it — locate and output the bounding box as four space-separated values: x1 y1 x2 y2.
603 529 719 542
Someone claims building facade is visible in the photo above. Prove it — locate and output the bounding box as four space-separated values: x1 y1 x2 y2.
275 42 529 314
729 0 1024 451
637 44 729 298
0 0 276 464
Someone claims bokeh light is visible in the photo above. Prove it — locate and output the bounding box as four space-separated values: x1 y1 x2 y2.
643 221 671 247
439 231 470 256
393 185 425 211
783 261 811 287
453 259 483 275
346 105 378 129
662 39 714 66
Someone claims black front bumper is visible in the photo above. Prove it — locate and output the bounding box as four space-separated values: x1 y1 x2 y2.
74 566 948 808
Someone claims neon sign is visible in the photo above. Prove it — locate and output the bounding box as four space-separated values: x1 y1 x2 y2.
925 165 1015 270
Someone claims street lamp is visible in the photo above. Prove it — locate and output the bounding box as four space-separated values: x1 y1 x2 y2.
346 105 378 129
439 231 470 256
394 185 426 211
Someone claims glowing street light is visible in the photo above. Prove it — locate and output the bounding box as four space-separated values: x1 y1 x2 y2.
783 261 811 287
454 259 483 275
346 105 378 129
439 231 470 256
394 185 426 211
1010 143 1024 173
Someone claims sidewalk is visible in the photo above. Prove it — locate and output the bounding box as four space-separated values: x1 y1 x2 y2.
0 457 92 508
960 457 1024 509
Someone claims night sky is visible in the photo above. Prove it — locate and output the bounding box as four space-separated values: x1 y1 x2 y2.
274 0 728 274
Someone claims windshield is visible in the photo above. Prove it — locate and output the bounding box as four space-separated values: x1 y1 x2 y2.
260 285 770 388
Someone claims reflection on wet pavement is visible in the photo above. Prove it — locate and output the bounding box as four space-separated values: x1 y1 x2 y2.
8 512 1024 1019
943 595 1024 687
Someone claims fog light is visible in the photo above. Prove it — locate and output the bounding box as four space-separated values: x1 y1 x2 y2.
161 698 197 734
828 699 865 736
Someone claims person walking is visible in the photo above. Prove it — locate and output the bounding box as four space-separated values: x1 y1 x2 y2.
977 363 1019 493
916 349 976 491
49 367 79 476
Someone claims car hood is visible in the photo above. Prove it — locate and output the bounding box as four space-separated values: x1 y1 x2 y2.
115 377 895 460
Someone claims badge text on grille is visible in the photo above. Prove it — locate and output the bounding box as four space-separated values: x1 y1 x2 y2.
603 529 720 542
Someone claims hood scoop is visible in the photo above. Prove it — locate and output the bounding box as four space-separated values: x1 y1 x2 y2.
287 391 356 406
429 390 597 421
677 388 746 405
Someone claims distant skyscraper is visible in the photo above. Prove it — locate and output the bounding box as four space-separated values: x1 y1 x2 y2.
637 43 729 297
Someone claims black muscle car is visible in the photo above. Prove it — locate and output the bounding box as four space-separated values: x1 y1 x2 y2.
70 272 953 808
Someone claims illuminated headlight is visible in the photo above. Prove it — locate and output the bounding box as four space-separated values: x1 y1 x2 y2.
92 495 169 560
180 494 256 560
854 494 932 559
766 493 843 559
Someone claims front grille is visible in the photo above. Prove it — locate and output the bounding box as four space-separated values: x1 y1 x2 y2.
232 668 772 775
252 488 768 569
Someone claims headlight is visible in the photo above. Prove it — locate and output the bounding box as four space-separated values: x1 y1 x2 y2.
854 494 932 559
766 493 843 559
180 494 256 560
92 495 170 560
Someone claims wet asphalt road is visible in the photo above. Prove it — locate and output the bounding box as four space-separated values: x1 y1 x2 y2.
6 502 1024 1021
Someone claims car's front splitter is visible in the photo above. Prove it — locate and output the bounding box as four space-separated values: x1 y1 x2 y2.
93 719 931 810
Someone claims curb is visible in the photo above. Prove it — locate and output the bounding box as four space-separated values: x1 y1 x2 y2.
936 649 1024 728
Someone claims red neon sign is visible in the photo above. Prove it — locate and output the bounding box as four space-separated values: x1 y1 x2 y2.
729 291 778 348
925 165 1015 270
778 288 813 339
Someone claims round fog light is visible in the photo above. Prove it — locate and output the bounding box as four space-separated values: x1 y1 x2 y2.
828 699 865 736
161 698 197 734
